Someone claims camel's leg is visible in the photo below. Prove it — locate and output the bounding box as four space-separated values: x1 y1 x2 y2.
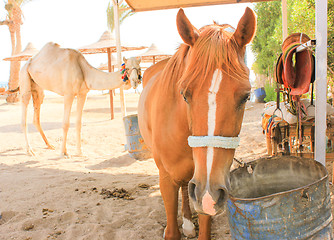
75 93 87 156
20 64 34 155
21 91 34 155
181 184 196 238
31 81 54 150
61 94 75 157
198 214 211 240
160 169 181 240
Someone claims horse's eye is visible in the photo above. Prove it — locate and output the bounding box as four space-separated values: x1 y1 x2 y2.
183 95 188 103
240 93 250 105
180 90 190 104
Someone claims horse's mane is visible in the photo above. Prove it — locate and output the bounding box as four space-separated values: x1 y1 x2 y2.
158 44 189 95
159 23 249 94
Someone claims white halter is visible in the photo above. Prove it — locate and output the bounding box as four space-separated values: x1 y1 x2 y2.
188 136 240 149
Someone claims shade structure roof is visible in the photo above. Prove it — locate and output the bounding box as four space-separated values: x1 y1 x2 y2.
78 30 147 54
124 0 273 12
3 42 38 61
137 43 173 62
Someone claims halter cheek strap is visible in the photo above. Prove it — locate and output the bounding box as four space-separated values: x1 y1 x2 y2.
188 136 240 149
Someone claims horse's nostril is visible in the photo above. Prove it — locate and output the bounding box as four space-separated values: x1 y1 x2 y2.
188 181 197 202
216 187 228 207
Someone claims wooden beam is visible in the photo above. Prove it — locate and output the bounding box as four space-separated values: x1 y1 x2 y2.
113 0 127 117
315 0 328 166
107 48 114 120
281 0 288 41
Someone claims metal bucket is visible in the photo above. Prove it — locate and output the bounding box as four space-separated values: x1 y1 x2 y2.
227 156 333 240
123 114 152 160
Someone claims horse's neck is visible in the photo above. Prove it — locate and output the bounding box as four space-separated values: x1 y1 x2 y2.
79 56 123 90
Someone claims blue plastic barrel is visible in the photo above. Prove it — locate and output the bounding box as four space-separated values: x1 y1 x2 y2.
227 156 333 240
254 87 266 103
123 114 152 160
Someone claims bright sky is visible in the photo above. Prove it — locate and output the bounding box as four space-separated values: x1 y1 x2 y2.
0 0 254 84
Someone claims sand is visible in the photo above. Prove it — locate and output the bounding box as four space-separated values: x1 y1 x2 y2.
0 93 332 240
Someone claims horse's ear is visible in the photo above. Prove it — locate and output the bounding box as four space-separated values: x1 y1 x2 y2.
136 56 141 63
176 8 199 47
233 7 257 47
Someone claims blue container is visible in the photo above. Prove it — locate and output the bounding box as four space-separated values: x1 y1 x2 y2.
227 156 333 240
254 87 266 103
123 114 152 160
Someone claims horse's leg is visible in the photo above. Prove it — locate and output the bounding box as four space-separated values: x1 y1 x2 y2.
75 93 87 156
181 184 196 238
61 94 74 157
160 169 181 240
198 214 211 240
31 81 55 150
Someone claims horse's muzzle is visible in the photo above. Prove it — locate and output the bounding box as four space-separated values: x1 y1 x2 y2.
188 179 228 216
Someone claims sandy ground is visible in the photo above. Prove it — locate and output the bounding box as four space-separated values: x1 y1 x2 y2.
0 92 331 240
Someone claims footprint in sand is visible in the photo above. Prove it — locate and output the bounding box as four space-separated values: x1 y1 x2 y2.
0 210 18 224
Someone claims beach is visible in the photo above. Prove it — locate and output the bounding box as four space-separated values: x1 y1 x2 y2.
0 92 332 239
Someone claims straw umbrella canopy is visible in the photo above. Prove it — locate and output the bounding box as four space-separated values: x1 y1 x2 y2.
78 30 147 119
3 42 38 61
79 31 146 54
137 43 172 64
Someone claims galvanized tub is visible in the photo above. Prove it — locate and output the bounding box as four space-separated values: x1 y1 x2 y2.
227 156 333 240
123 114 152 160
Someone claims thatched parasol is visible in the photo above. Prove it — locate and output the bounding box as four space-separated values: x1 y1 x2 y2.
137 43 172 64
3 42 38 61
79 31 146 54
78 31 147 120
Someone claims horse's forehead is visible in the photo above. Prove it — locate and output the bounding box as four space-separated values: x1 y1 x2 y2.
191 70 249 100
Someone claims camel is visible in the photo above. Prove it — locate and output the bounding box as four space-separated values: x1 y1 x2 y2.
19 42 141 157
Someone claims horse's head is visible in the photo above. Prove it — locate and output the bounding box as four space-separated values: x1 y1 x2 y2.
123 56 142 89
177 8 256 216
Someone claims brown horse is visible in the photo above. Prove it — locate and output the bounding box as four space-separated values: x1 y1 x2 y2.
138 8 256 240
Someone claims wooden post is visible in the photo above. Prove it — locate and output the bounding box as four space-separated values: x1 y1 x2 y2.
107 48 114 120
281 0 288 41
153 56 156 65
113 0 126 118
315 0 328 166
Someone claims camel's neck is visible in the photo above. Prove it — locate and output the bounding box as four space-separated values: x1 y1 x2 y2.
79 55 123 90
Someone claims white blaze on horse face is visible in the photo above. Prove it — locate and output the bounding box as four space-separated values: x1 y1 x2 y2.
202 69 222 215
206 69 223 182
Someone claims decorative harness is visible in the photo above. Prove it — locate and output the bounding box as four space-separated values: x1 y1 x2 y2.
188 136 240 149
120 63 142 85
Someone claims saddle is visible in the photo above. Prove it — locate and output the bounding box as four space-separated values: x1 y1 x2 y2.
275 33 315 96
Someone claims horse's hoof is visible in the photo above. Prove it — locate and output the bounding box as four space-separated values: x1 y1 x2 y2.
182 217 196 238
163 227 181 240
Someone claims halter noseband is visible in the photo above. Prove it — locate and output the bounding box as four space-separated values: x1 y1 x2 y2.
188 135 240 149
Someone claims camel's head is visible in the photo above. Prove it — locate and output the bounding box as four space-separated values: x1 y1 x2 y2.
123 56 142 89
